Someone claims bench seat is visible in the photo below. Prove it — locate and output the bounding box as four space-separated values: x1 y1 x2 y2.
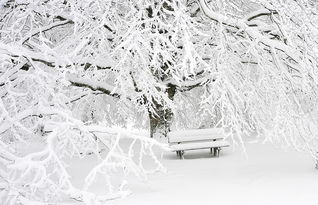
170 140 230 152
168 128 224 143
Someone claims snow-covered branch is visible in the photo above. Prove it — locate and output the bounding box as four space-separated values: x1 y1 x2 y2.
198 0 300 62
245 8 277 21
21 19 74 44
67 74 120 98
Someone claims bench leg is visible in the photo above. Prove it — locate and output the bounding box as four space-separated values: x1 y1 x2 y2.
177 151 181 159
180 150 184 159
212 148 221 157
176 151 183 159
210 148 213 154
216 147 220 157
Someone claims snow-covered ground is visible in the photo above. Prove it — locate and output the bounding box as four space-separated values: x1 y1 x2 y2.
110 141 318 205
62 138 318 205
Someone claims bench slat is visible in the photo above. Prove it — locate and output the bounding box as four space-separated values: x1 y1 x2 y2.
169 136 224 143
168 128 225 143
168 128 223 137
170 140 230 151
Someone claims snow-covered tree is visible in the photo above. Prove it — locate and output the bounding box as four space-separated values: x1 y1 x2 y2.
1 0 318 204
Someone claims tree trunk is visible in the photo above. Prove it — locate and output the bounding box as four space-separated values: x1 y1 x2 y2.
149 103 173 138
149 84 176 138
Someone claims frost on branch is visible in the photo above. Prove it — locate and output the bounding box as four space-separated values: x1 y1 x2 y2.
0 40 166 204
0 123 166 204
175 0 318 158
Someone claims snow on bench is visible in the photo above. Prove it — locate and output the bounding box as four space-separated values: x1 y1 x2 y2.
170 140 230 151
168 128 230 159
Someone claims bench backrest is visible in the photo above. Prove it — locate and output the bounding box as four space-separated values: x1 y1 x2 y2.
168 128 225 143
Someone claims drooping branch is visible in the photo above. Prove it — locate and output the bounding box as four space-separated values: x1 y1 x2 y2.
0 108 68 135
197 0 301 62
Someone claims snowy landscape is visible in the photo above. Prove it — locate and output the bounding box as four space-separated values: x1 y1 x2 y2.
1 0 318 204
115 142 318 205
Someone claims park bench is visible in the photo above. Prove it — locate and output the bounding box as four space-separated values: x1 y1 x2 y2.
168 128 230 159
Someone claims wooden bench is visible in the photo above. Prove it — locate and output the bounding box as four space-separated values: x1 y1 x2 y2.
168 128 230 159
